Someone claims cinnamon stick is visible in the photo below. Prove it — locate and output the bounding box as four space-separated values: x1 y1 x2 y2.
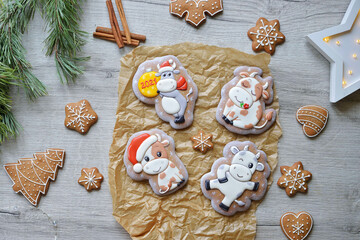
106 0 124 48
93 32 139 46
115 0 132 43
96 26 146 42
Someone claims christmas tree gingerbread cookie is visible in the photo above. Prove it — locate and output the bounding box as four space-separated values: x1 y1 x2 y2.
216 66 276 135
201 141 270 216
124 129 188 195
132 56 198 129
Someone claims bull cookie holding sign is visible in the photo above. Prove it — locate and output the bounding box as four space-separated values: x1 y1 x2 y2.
132 56 198 129
124 129 188 196
216 66 276 135
201 141 270 216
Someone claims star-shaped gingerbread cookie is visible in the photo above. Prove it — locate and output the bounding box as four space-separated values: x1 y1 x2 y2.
191 130 213 153
78 167 104 191
247 17 285 55
65 99 98 134
277 162 312 197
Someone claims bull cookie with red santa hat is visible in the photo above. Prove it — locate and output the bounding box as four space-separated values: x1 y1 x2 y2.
124 129 188 195
132 56 198 129
216 66 277 135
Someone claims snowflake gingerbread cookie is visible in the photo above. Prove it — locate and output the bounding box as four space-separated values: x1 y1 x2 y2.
247 17 285 55
280 211 314 240
78 167 104 191
201 141 270 216
216 66 277 135
277 161 312 197
132 56 198 129
170 0 223 27
191 130 213 153
124 129 188 196
64 99 98 134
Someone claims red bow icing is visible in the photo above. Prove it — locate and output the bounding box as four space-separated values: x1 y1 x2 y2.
176 76 187 90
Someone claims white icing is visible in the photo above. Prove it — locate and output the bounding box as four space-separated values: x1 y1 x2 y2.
279 164 311 194
65 100 96 133
78 168 103 190
249 19 284 50
192 132 212 152
158 161 184 194
223 76 270 129
207 146 264 208
161 96 181 114
136 135 158 162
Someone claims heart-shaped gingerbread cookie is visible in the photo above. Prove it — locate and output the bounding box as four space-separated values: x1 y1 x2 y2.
296 105 328 137
280 211 313 240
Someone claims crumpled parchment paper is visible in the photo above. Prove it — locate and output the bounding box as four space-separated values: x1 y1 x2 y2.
109 42 282 240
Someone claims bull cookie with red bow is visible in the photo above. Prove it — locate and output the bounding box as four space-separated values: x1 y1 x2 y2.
124 129 188 196
132 56 198 129
216 66 276 135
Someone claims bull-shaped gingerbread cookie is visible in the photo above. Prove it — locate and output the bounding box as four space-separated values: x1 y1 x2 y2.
124 129 188 195
132 56 198 129
201 141 270 216
216 66 276 135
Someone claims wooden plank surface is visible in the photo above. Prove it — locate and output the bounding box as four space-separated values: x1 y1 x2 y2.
1 0 359 239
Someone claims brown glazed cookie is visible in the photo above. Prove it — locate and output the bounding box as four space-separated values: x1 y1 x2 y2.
3 148 65 206
191 130 213 153
277 162 312 197
247 17 285 55
296 105 329 138
65 99 98 134
170 0 223 27
201 141 270 216
124 129 188 196
280 211 313 240
132 56 198 130
78 167 104 191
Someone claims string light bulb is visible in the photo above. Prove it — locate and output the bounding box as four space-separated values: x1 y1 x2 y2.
336 40 341 45
348 70 353 75
323 37 330 43
342 79 347 87
353 53 357 59
356 39 360 44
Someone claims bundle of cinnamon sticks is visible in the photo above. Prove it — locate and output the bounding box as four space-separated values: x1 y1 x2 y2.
93 0 146 47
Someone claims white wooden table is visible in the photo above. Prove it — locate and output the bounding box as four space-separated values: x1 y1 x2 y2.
1 0 359 239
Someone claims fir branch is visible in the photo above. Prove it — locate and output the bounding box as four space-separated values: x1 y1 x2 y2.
42 0 89 83
0 0 47 101
0 62 21 143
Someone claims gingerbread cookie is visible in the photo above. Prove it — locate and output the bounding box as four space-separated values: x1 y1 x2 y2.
216 66 276 135
78 167 104 191
170 0 223 27
191 130 213 153
280 211 313 240
124 129 188 196
296 105 329 138
132 56 198 129
247 17 285 55
65 99 98 134
3 148 65 206
201 141 270 216
277 162 312 197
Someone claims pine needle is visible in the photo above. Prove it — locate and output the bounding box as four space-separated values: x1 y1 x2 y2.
0 0 47 100
42 0 89 83
0 62 22 143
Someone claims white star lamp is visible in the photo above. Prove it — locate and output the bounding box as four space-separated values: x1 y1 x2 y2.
307 0 360 102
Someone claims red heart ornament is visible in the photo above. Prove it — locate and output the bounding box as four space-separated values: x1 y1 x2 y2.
280 211 313 240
